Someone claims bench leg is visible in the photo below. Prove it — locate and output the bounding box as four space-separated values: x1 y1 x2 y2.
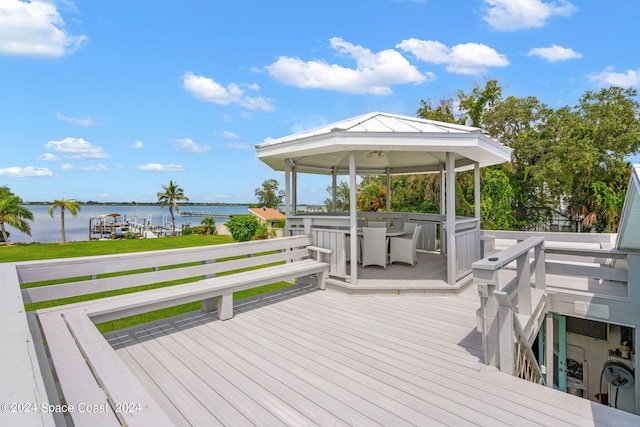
218 293 234 320
317 270 328 290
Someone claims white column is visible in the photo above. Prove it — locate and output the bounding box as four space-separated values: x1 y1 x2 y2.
446 152 456 285
349 152 358 284
332 167 337 213
292 163 298 214
440 162 446 256
475 162 481 262
386 167 391 225
284 159 291 216
474 162 481 219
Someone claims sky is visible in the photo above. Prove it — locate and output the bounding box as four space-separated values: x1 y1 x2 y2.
1 0 640 205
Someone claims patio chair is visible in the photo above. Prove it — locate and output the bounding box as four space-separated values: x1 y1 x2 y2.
403 222 417 235
390 224 422 267
367 220 387 228
361 227 389 269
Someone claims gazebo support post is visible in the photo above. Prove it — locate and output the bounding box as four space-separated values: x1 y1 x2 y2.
292 163 298 214
439 162 446 256
386 167 391 227
446 152 456 285
474 162 481 259
332 167 337 214
284 159 291 217
349 151 358 284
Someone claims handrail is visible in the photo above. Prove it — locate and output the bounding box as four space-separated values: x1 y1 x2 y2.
473 236 547 378
474 231 633 388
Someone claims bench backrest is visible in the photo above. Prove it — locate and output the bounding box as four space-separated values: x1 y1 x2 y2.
19 235 315 305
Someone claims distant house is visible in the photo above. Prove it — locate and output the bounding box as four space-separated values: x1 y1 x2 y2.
248 207 286 238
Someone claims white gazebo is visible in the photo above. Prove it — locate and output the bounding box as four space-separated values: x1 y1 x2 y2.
256 112 511 289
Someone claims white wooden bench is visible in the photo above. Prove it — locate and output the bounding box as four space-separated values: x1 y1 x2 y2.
11 235 330 426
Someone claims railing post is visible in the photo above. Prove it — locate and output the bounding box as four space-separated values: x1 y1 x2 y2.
534 243 546 291
476 269 500 367
496 291 515 375
516 252 531 316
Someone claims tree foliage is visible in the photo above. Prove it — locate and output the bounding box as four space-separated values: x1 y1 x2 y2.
200 216 217 235
225 215 259 242
254 179 284 209
324 181 350 212
48 198 81 243
0 186 34 245
157 180 189 236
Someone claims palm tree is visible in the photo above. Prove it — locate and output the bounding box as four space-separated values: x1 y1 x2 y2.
0 194 34 245
201 216 216 235
48 199 81 243
157 180 189 236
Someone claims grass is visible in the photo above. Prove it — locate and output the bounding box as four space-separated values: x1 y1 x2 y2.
2 235 293 333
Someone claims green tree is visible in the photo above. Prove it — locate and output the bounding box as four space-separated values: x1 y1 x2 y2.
48 198 81 243
0 187 33 245
200 216 217 235
157 180 189 236
225 215 259 242
254 179 284 208
357 176 387 212
324 181 351 212
457 79 503 127
416 98 461 123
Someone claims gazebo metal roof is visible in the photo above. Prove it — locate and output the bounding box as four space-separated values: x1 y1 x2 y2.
256 111 511 174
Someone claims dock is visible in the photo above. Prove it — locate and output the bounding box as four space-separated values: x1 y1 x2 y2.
179 211 234 217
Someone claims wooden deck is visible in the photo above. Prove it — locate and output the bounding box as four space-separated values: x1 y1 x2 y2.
327 251 468 295
105 284 639 426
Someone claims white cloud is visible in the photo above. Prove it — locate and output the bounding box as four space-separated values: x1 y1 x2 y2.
183 72 275 112
220 130 240 139
527 44 582 62
483 0 577 31
397 39 509 75
44 137 107 159
0 0 87 57
266 37 431 95
172 137 211 153
0 166 54 177
136 163 185 172
61 164 107 171
37 153 60 161
56 112 98 126
224 142 251 150
131 140 144 149
589 67 640 88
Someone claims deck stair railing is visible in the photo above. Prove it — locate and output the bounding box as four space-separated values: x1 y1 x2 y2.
473 236 547 384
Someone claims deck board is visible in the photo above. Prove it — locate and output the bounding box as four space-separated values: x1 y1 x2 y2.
107 284 640 426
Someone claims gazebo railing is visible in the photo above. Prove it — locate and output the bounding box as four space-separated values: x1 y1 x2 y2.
288 212 480 283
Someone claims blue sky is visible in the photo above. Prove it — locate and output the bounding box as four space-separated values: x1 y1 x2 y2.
1 0 640 205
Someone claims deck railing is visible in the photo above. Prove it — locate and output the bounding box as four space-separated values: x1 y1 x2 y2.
473 232 632 386
288 212 480 281
473 236 547 382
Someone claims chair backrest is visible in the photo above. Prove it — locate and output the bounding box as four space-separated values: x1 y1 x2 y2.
363 226 387 245
412 225 422 244
367 220 387 228
403 222 417 235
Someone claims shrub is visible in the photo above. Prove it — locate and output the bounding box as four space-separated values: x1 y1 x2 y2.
254 224 270 240
225 215 259 242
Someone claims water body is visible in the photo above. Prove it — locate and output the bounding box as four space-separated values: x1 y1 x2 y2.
7 205 250 244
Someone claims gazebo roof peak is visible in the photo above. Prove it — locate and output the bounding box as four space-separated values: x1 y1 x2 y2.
258 112 481 148
256 111 511 175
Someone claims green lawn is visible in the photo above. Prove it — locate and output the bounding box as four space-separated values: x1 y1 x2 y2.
2 235 293 333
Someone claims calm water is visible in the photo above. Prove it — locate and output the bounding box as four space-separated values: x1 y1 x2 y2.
6 205 250 244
